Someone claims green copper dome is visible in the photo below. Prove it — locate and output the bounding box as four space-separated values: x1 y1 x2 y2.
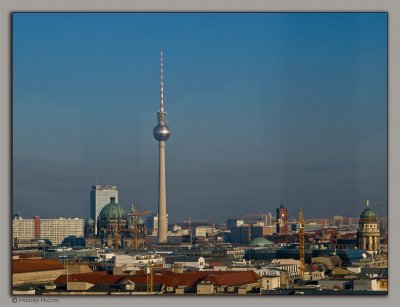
127 216 145 227
249 237 273 247
360 208 377 222
137 217 145 225
98 197 126 221
86 218 95 226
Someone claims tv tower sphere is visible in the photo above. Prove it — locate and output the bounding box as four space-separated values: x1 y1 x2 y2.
153 123 171 141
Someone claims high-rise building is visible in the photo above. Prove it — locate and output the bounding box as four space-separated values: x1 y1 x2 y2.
262 213 273 226
90 185 118 234
153 50 171 244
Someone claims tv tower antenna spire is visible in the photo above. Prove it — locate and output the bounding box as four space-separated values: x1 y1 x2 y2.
160 49 164 112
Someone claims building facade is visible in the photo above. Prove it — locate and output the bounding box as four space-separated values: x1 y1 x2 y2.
90 185 118 234
13 216 84 246
230 225 268 244
262 213 273 227
12 216 34 241
40 218 84 245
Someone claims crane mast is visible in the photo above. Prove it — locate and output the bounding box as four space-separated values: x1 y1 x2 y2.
128 203 151 250
183 218 193 246
146 256 154 294
299 208 305 280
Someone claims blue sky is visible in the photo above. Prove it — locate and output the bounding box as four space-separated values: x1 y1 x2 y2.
13 13 387 223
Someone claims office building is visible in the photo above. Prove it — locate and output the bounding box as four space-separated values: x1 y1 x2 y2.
262 213 273 226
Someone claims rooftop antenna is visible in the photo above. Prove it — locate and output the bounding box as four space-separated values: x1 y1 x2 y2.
160 49 164 113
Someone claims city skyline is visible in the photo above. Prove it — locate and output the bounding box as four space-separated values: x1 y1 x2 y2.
13 12 387 223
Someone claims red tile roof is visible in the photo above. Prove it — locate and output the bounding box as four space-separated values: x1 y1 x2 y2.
13 259 65 274
208 262 225 267
55 272 121 285
54 270 261 288
18 253 43 259
203 271 260 286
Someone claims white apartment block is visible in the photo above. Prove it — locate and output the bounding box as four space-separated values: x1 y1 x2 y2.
12 216 84 246
12 217 34 240
40 218 84 245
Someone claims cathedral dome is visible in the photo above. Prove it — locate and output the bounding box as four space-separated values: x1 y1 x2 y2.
249 237 273 247
98 197 126 221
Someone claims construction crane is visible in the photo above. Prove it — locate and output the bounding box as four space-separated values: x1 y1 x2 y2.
146 256 154 294
299 208 305 280
248 221 252 243
128 203 151 250
374 202 387 232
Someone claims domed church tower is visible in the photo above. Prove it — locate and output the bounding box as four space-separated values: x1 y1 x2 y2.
85 218 95 238
357 200 380 254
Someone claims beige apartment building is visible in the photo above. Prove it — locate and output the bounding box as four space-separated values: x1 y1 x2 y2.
13 216 84 246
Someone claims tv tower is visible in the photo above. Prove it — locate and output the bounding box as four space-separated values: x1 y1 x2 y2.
153 49 171 243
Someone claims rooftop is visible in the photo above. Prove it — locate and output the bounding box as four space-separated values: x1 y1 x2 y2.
13 259 65 274
54 270 261 288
